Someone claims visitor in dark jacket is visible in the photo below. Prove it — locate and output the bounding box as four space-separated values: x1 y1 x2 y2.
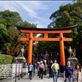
48 60 53 78
64 61 74 82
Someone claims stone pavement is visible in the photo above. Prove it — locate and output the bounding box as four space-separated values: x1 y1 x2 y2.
1 75 64 82
17 76 64 82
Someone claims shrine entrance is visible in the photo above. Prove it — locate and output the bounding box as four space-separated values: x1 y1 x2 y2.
17 26 73 66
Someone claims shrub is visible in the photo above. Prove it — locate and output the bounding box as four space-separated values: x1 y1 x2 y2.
0 54 13 64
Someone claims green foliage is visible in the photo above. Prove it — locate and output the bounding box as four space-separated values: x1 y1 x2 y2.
0 10 22 28
19 21 37 28
0 10 37 56
36 41 59 54
0 24 9 50
76 0 82 2
0 54 13 64
0 10 22 55
49 2 82 28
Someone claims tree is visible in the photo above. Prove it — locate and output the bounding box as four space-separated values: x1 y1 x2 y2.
0 24 9 52
0 10 22 55
19 21 37 28
76 0 82 2
49 2 82 28
48 2 82 63
0 10 37 56
0 10 22 28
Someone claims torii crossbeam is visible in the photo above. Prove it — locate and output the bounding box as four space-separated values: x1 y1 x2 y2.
17 26 74 66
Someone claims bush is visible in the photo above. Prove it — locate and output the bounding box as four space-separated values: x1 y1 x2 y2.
0 54 13 64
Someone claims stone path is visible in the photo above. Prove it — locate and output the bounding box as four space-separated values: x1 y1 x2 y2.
1 75 64 82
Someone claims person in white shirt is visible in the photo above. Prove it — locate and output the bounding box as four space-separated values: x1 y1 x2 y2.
28 63 33 80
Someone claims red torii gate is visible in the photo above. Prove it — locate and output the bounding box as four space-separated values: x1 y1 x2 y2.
17 26 73 66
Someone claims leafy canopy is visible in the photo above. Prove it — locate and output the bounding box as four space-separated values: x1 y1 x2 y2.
0 10 37 55
49 2 82 28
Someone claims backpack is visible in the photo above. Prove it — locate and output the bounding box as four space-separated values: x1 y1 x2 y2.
66 67 73 75
54 63 59 72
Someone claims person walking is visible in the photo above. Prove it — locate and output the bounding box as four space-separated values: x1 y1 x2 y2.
43 60 47 76
39 61 44 79
48 60 53 78
74 64 82 82
37 61 40 76
28 63 33 80
51 60 59 82
64 61 74 82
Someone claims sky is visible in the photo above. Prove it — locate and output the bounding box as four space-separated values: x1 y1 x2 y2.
0 1 75 28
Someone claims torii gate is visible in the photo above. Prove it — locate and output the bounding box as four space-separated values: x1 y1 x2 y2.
17 26 73 66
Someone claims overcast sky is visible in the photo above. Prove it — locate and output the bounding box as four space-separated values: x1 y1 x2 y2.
0 1 74 28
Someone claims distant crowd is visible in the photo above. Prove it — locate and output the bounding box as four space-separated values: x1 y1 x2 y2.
28 59 82 82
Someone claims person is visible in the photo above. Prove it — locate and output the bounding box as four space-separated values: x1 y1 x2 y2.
28 63 33 80
39 61 44 79
51 60 59 82
48 60 53 78
33 62 36 75
43 60 47 76
73 64 82 82
64 61 74 82
37 61 40 76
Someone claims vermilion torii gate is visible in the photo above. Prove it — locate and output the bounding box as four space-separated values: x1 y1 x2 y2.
17 26 73 66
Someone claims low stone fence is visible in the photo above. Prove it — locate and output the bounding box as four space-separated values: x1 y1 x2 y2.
0 64 12 78
0 63 28 79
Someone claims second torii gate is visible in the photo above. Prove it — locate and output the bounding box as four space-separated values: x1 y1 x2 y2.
17 26 73 66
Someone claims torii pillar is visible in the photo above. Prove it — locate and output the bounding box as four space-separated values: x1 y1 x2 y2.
28 33 33 64
60 33 65 66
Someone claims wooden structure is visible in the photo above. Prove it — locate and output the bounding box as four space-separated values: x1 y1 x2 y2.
16 26 74 66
